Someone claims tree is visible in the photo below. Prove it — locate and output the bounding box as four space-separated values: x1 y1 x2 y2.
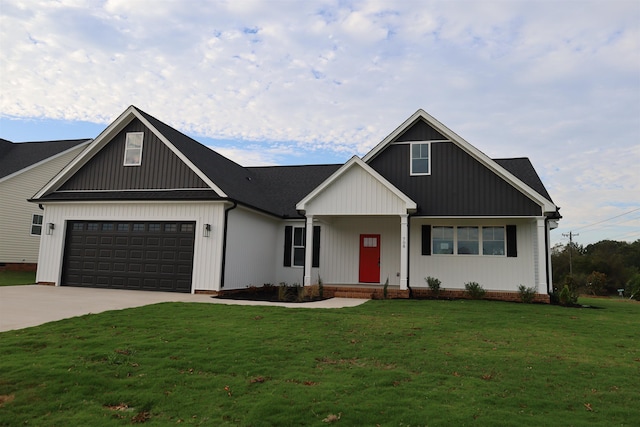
585 271 607 296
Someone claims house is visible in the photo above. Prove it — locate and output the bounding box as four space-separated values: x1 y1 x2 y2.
0 137 90 270
30 106 560 301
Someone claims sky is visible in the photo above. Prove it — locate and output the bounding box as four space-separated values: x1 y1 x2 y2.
1 0 638 247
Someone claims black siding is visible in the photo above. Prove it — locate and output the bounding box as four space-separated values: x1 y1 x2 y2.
60 119 209 190
369 142 542 216
396 119 447 141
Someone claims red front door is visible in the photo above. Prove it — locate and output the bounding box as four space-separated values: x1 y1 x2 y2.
359 234 380 283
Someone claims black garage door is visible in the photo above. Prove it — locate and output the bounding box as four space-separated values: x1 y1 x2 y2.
62 221 196 293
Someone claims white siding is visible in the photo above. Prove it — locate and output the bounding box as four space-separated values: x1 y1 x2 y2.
0 146 85 264
409 218 537 291
35 201 226 292
316 216 400 285
223 207 280 289
305 165 408 215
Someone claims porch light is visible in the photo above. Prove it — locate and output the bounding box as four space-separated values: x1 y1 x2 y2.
46 223 55 235
203 223 211 237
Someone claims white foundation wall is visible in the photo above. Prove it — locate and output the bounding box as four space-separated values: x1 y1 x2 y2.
223 207 280 290
36 201 226 292
316 216 401 286
409 218 537 291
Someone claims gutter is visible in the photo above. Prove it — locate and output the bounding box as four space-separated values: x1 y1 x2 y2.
220 199 238 289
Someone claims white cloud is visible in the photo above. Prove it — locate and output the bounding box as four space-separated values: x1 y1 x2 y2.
1 0 639 244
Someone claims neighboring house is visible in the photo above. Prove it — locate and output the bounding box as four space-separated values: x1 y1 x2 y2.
0 137 90 270
31 106 560 301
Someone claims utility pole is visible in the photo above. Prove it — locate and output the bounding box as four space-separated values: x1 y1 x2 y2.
562 231 579 276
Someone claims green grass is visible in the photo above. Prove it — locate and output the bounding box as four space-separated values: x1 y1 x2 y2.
0 271 36 286
0 298 638 426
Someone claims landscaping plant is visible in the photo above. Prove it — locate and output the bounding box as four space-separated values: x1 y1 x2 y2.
464 281 486 299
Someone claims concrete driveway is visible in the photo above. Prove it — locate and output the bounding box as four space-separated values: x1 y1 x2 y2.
0 285 368 332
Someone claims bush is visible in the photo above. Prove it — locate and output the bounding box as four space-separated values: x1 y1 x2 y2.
464 282 486 299
425 276 442 298
626 273 640 301
518 285 537 303
586 271 607 296
383 277 389 299
558 275 579 306
317 275 324 298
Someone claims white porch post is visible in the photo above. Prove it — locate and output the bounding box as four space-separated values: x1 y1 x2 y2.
304 215 314 286
536 217 547 294
400 214 409 290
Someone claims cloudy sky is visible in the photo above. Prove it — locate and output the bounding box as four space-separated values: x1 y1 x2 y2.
1 0 638 246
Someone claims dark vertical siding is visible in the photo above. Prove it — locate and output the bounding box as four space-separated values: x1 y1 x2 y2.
396 119 447 141
60 119 209 190
369 141 542 216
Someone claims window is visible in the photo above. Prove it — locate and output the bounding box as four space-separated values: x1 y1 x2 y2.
123 132 144 166
30 214 43 235
117 223 129 232
432 226 454 254
457 226 479 255
483 227 505 256
411 142 430 175
148 224 161 232
164 223 177 232
102 223 114 231
132 223 145 232
293 227 305 267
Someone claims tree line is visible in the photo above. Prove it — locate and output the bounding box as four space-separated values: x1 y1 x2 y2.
551 239 640 299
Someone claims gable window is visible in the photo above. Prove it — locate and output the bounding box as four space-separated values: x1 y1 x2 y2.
411 142 430 175
30 214 43 235
123 132 144 166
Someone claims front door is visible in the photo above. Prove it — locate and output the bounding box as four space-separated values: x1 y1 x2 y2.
359 234 380 283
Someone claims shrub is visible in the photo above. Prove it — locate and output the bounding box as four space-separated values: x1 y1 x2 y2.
425 276 442 298
626 273 640 301
586 271 607 296
517 285 537 303
464 282 486 299
317 275 324 298
278 282 288 301
558 275 579 306
383 277 389 299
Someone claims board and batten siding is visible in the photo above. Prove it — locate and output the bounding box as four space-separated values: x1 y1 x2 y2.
223 206 280 289
317 216 400 286
36 201 226 292
409 218 537 292
304 164 408 216
59 119 209 191
0 146 86 264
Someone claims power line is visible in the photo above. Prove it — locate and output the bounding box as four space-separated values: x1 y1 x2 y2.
573 207 640 232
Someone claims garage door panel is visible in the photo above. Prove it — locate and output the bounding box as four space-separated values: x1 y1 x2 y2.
62 220 195 293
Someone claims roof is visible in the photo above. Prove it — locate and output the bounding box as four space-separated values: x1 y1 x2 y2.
0 138 91 180
494 157 553 203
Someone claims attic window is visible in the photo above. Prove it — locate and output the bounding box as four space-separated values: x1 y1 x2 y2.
123 132 144 166
410 142 430 175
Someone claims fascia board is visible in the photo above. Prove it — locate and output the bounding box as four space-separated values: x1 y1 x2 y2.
132 109 227 197
296 156 417 211
364 109 556 214
0 140 91 185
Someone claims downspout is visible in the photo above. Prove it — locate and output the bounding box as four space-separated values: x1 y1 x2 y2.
545 216 551 295
406 213 413 298
220 200 238 289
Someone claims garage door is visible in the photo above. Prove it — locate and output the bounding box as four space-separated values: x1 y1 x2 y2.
62 221 196 293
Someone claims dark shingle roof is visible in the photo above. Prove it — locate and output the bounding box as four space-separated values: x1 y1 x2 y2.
0 138 90 180
493 158 553 202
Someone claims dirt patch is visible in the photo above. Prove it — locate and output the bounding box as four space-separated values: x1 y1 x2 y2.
0 394 15 406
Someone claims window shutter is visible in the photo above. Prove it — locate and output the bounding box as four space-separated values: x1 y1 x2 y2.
506 225 517 257
284 226 292 267
422 225 431 255
312 226 321 268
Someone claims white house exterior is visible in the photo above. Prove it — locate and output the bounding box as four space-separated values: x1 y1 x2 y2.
0 138 90 268
30 106 560 301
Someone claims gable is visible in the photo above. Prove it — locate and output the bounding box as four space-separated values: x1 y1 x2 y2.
59 118 209 191
396 118 447 142
369 141 543 216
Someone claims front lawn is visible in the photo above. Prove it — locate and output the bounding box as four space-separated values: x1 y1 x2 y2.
0 297 638 425
0 270 36 286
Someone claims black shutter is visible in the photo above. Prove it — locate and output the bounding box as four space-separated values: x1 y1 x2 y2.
312 226 321 268
283 226 292 267
422 225 431 255
506 225 517 257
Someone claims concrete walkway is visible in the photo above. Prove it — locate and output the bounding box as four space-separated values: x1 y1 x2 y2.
0 285 369 332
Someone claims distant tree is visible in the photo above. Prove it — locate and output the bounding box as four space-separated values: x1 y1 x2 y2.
585 271 607 296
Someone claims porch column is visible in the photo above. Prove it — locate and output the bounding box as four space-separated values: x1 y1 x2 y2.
304 215 314 286
400 214 409 290
536 217 547 294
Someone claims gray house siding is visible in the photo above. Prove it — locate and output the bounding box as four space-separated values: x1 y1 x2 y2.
395 118 447 142
60 119 209 191
368 142 542 216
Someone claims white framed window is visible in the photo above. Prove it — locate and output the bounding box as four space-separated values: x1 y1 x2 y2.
431 225 505 256
293 227 305 267
432 226 454 254
30 214 43 235
457 226 479 255
482 226 505 256
410 142 431 175
123 132 144 166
